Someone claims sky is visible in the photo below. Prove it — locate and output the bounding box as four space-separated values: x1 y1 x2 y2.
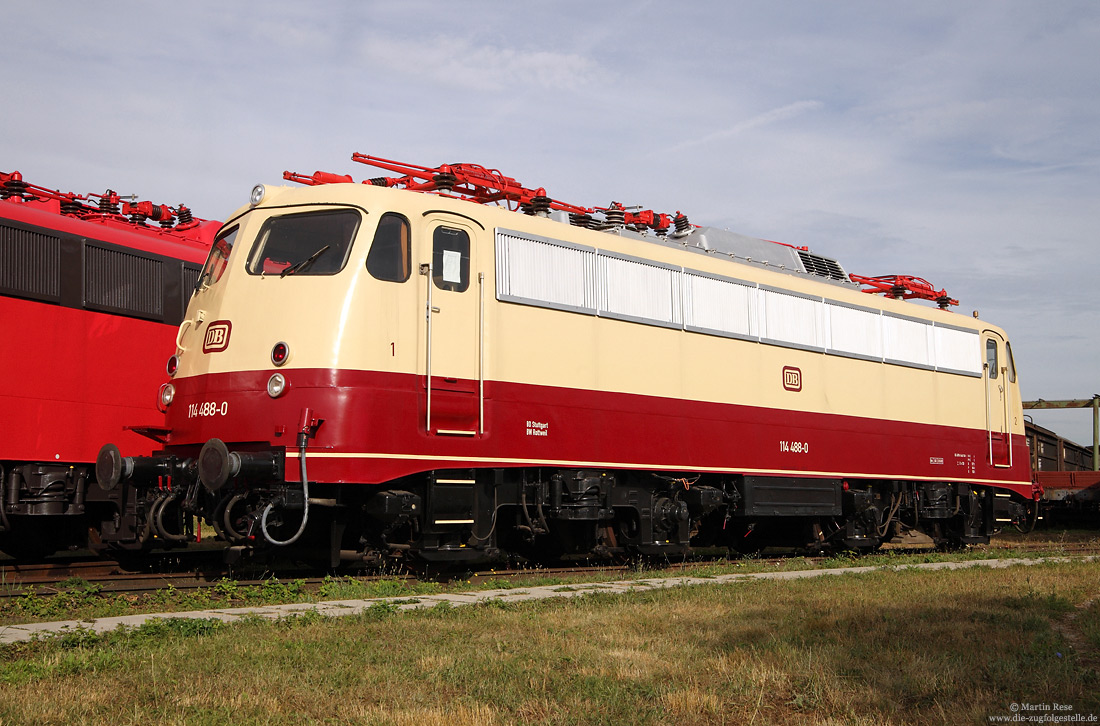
2 1 1098 444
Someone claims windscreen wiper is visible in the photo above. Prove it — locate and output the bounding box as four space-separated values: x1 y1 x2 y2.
281 245 331 278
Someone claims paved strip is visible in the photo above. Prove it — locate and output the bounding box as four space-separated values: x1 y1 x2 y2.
1 556 1093 645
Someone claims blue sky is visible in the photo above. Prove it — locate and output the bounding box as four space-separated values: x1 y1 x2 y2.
3 1 1098 443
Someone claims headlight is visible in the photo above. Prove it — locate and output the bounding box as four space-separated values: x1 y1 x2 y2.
250 184 266 206
159 383 175 407
267 373 286 398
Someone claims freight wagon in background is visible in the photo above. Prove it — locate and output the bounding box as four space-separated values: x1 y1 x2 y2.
1025 419 1100 521
96 154 1039 567
0 169 218 558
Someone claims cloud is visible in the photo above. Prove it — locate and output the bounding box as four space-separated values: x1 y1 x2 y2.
359 36 610 93
668 101 825 152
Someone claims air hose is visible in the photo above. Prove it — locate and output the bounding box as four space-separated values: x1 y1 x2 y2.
260 435 311 546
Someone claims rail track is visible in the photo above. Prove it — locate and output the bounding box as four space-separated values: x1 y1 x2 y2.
2 534 1098 599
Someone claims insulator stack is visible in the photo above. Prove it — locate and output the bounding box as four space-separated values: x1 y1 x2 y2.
176 205 193 225
60 197 84 215
99 190 120 215
569 213 593 228
673 212 691 235
129 209 147 225
530 195 551 216
159 214 175 229
2 173 28 199
367 177 388 187
432 172 457 193
603 204 625 228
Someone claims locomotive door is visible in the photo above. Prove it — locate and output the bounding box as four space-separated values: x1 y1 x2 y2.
983 332 1011 467
420 217 482 436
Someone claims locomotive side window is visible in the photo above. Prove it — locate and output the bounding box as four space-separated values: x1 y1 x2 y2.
1006 341 1017 383
432 226 470 292
366 213 410 282
197 225 238 289
985 339 999 379
246 209 360 277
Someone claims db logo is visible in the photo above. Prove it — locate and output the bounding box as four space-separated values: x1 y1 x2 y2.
202 320 232 353
782 366 802 392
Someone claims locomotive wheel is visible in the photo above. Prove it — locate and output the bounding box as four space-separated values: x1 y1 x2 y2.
105 514 154 554
729 522 766 555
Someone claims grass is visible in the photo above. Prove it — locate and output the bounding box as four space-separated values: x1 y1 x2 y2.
0 559 1098 724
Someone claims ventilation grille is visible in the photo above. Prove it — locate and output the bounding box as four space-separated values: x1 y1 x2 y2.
797 250 847 281
182 264 201 295
85 245 164 319
0 223 61 300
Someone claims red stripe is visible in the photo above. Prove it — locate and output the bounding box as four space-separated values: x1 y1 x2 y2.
162 368 1032 496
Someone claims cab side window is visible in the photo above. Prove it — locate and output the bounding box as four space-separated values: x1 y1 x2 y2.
197 225 238 289
366 213 411 282
985 339 999 379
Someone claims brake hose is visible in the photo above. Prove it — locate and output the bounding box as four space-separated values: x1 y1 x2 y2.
260 440 310 546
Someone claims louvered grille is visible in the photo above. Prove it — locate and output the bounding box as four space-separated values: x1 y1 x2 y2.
0 223 61 300
85 245 163 319
797 250 847 281
181 264 201 295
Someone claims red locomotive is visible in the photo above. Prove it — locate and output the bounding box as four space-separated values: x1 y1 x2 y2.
0 170 218 557
95 154 1037 566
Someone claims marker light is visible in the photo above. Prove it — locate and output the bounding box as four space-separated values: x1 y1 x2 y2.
267 373 286 398
250 184 266 206
271 342 290 366
166 355 179 377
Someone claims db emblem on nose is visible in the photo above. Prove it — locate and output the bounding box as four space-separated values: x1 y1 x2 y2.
782 366 802 392
203 321 232 353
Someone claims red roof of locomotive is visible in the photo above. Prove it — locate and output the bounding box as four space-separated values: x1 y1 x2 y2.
1 170 219 260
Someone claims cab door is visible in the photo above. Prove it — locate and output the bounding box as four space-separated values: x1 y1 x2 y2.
419 216 482 436
983 332 1011 467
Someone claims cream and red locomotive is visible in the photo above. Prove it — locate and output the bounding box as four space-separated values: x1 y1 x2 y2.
97 155 1037 564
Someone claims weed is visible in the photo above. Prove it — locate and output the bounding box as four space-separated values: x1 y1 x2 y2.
357 600 398 622
126 616 227 642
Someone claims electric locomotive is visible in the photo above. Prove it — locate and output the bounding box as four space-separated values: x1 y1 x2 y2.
97 154 1037 566
0 170 218 558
